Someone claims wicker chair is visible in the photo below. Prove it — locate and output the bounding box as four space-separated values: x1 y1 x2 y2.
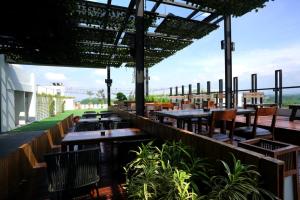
44 148 101 199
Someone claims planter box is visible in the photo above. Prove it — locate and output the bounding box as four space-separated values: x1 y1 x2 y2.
239 139 299 200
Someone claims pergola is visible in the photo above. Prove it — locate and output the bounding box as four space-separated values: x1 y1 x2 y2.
0 0 271 116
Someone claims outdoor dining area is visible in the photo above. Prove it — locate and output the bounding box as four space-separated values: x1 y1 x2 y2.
1 0 300 199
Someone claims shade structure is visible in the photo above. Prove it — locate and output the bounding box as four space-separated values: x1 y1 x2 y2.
0 0 272 114
0 0 222 69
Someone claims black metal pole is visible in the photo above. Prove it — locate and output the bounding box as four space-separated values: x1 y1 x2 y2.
182 85 184 96
224 15 233 108
170 87 172 96
233 77 238 107
188 84 192 95
197 83 200 94
251 74 257 104
135 0 144 116
145 68 149 96
275 70 282 107
207 81 211 94
175 86 178 103
105 66 112 106
219 79 223 108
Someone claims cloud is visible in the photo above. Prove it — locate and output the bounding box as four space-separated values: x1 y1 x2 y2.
151 75 160 81
170 43 300 85
45 72 67 81
95 69 106 76
95 79 106 86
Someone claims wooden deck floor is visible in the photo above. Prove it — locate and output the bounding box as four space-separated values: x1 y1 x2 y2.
236 115 300 131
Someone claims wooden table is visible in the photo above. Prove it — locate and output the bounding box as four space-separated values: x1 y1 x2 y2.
99 117 122 129
81 113 98 118
154 108 255 132
245 103 277 108
61 128 148 151
288 104 300 121
78 118 99 123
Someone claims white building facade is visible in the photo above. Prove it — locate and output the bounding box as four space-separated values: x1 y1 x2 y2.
0 55 36 132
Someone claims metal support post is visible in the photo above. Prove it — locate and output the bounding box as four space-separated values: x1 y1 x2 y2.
105 66 112 106
233 77 238 107
224 15 233 108
197 83 200 94
251 74 257 104
207 81 211 94
275 70 282 107
219 79 223 108
135 0 144 116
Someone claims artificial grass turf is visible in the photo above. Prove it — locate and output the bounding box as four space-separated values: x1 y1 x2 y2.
10 108 105 132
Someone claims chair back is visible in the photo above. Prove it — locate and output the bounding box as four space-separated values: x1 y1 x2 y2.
209 109 237 139
181 103 195 110
75 122 100 132
202 100 216 109
44 148 100 193
243 92 264 108
114 120 132 129
253 106 277 138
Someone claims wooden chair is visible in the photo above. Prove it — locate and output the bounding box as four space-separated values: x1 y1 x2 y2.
234 106 277 140
75 122 100 132
202 100 216 109
44 148 101 199
181 103 195 110
202 109 237 143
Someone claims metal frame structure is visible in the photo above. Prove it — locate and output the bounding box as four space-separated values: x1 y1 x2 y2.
0 0 271 115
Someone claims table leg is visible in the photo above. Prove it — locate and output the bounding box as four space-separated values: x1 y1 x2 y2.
159 116 164 123
198 117 202 133
61 144 67 152
187 119 193 132
177 119 183 129
246 113 251 127
289 108 297 121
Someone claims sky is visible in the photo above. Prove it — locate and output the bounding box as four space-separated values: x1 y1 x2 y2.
14 0 300 100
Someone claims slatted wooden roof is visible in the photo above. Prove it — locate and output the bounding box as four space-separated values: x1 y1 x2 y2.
0 0 270 68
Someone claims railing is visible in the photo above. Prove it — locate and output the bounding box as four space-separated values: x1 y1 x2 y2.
166 69 300 108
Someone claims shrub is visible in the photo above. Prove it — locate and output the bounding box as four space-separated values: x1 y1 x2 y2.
124 141 276 200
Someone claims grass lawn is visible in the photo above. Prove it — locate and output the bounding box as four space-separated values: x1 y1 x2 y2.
10 108 106 133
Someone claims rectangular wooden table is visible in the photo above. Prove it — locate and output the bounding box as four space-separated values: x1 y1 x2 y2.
245 103 277 108
154 108 255 132
61 128 148 151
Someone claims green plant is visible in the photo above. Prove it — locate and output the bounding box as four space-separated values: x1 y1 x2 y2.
61 101 65 113
145 95 170 103
124 141 208 200
116 92 127 101
206 154 276 200
125 142 276 200
49 99 55 116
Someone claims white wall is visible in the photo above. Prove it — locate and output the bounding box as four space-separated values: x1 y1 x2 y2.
37 85 65 96
64 98 74 110
0 55 36 132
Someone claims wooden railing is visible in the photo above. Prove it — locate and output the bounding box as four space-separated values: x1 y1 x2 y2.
110 107 285 199
0 114 73 199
